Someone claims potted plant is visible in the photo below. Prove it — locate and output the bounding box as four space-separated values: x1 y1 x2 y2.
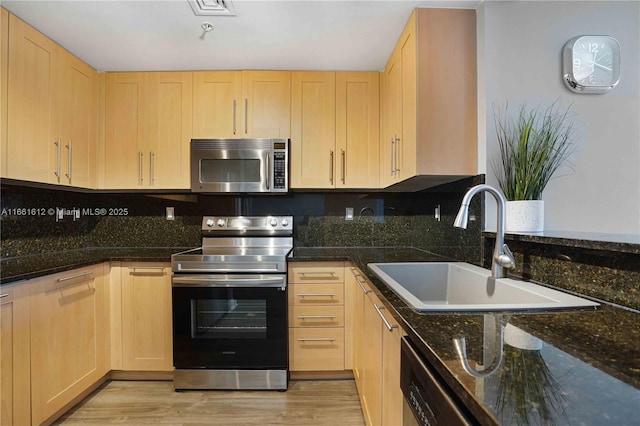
491 101 576 233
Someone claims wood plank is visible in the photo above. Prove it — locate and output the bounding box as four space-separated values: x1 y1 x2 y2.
54 380 365 425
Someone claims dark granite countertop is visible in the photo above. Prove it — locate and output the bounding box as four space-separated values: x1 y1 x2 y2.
0 247 190 284
290 247 640 426
484 230 640 254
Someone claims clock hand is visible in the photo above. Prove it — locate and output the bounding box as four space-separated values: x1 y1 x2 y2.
593 62 612 72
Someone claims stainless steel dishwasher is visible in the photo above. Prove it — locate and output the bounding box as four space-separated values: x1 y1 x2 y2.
401 337 474 426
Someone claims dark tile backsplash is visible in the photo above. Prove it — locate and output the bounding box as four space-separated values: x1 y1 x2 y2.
0 176 485 263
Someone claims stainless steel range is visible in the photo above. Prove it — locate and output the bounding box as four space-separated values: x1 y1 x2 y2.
171 216 293 391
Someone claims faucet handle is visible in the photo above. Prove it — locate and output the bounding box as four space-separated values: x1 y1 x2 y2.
497 243 516 270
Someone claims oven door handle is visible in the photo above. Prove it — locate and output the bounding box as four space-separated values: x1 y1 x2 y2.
172 275 286 288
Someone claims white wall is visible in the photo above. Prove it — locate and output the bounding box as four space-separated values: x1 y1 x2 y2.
478 1 640 235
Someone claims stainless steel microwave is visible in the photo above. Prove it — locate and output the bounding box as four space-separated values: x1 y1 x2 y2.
191 138 289 193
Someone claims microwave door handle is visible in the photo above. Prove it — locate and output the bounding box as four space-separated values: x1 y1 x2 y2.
265 152 270 191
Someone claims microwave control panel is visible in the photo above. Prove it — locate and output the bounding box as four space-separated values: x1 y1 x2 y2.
273 150 287 190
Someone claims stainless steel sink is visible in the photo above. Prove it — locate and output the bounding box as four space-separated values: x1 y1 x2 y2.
367 262 599 312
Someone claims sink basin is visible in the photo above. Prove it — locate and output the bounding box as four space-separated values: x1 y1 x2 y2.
367 262 599 312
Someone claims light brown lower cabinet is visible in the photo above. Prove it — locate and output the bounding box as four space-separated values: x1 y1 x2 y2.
0 280 31 426
348 264 405 426
114 262 173 372
29 264 109 425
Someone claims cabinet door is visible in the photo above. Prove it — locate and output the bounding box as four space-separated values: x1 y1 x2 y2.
30 265 107 425
104 72 149 188
1 8 8 178
60 52 98 188
381 304 405 426
148 72 192 189
362 290 383 426
291 71 336 188
192 71 242 138
121 263 173 371
346 266 367 383
399 13 417 181
241 70 291 138
7 13 60 184
0 283 31 426
336 72 379 188
380 51 401 188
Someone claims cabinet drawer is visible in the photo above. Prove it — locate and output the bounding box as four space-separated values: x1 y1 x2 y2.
289 305 344 327
290 328 345 371
289 262 345 283
289 283 344 306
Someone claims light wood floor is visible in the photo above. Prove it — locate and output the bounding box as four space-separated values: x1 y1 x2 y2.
54 380 366 425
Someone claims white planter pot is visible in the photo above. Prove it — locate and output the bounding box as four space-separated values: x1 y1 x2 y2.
505 200 544 233
504 323 543 351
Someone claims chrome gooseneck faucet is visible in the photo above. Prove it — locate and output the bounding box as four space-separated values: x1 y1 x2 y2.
454 184 516 278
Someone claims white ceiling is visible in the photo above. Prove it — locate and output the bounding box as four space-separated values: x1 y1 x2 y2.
2 0 481 72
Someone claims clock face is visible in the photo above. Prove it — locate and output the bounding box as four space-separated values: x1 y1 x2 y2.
563 35 621 93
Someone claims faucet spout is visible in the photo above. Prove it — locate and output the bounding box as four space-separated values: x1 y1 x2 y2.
454 184 515 278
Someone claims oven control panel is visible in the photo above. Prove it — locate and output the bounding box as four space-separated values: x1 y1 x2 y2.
202 216 293 234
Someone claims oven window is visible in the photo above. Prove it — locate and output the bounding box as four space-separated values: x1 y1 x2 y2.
200 159 261 183
191 297 267 340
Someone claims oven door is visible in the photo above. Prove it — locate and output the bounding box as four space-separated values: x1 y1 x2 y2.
172 274 287 369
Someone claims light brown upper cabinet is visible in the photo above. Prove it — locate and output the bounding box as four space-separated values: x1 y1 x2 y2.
6 13 98 188
292 71 379 189
104 72 192 189
336 72 380 188
192 70 290 139
381 9 477 189
1 8 8 178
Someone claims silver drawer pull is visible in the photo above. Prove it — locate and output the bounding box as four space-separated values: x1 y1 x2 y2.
297 315 337 319
355 277 371 294
0 293 9 298
299 271 336 276
128 266 165 270
374 304 398 332
297 338 335 342
349 267 360 277
297 293 336 297
57 271 93 283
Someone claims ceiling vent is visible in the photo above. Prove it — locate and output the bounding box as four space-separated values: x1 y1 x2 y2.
188 0 236 16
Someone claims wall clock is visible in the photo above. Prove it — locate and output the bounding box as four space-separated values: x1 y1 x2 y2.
562 35 621 94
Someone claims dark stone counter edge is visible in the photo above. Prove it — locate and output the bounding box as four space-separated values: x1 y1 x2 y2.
484 231 640 254
0 247 190 285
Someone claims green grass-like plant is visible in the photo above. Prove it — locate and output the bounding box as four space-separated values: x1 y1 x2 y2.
491 102 576 201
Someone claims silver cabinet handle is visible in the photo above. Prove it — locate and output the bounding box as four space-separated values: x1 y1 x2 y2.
297 338 335 342
233 99 237 135
150 150 155 185
65 141 72 181
128 266 165 271
54 139 61 180
349 267 359 277
244 98 248 134
374 304 398 332
0 293 9 299
394 135 400 173
265 152 270 191
329 150 334 185
57 271 93 282
355 277 371 294
297 315 337 319
297 293 336 297
390 137 395 176
340 149 345 184
138 151 143 184
298 271 335 276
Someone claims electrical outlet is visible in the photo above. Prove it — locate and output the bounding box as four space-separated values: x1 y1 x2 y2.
166 207 175 220
345 207 354 221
